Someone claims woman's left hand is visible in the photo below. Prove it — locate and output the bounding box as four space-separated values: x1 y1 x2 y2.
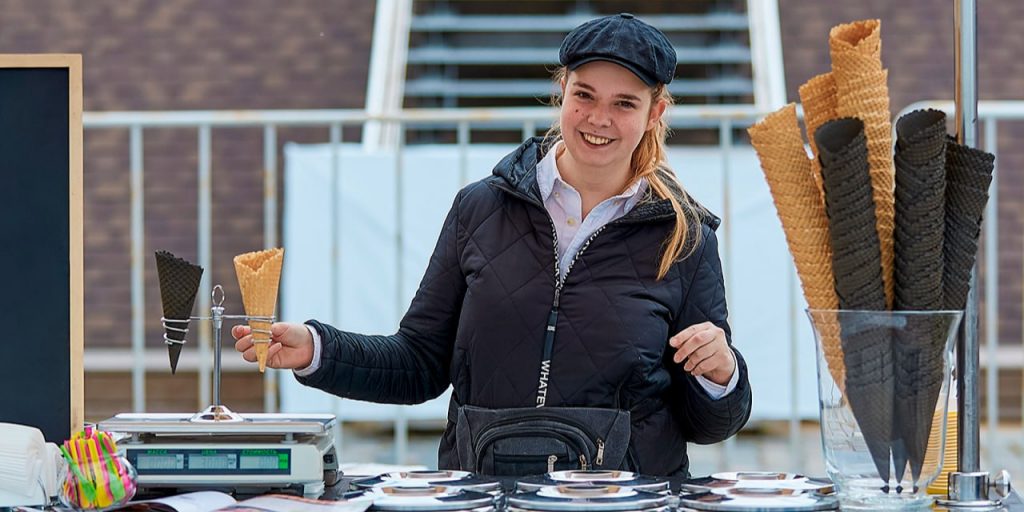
669 321 736 385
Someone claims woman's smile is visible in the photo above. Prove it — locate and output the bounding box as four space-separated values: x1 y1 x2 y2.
580 131 615 147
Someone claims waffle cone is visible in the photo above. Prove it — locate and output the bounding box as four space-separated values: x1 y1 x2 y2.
926 410 958 494
832 67 895 309
233 248 284 372
829 19 882 79
748 105 844 387
798 72 837 195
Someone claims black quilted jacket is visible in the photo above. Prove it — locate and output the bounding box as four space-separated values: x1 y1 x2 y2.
297 137 752 476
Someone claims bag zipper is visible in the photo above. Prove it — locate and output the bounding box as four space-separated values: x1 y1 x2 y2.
471 412 610 467
474 427 588 470
470 410 600 441
548 454 558 473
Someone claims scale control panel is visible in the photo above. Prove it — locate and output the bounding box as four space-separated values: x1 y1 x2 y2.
128 448 291 476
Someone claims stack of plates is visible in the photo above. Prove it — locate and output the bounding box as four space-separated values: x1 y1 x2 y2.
344 485 497 511
353 470 501 495
516 470 670 494
678 472 837 511
508 484 672 511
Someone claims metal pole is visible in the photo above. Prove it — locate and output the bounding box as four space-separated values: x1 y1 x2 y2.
263 124 279 413
129 125 146 412
198 125 213 408
954 0 980 473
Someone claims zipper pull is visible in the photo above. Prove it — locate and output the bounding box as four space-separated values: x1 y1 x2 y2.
596 438 605 466
548 454 557 473
579 454 588 471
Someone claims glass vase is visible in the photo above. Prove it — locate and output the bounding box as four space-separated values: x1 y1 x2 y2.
806 309 962 510
58 452 137 510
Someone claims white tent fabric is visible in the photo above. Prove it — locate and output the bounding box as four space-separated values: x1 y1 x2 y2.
281 142 819 422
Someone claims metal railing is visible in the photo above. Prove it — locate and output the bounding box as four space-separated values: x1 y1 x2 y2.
83 102 1022 470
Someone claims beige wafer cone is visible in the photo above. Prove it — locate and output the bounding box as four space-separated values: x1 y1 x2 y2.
234 248 284 373
828 18 895 308
829 19 882 77
748 104 845 388
798 72 838 195
926 410 958 494
832 67 895 308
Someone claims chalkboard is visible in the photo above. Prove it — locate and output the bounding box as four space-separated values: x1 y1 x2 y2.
0 55 83 442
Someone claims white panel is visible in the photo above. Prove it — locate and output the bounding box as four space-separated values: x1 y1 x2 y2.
282 143 820 422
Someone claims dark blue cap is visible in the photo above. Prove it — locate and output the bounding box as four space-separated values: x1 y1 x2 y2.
559 13 677 86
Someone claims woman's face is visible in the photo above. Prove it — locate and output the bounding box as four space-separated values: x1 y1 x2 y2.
559 61 666 174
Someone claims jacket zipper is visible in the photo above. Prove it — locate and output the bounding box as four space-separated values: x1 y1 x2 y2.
535 220 607 407
486 181 618 409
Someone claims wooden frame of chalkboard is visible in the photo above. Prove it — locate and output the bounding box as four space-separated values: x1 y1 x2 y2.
0 54 83 442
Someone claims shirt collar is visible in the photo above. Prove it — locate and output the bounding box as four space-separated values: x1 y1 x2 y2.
536 141 648 204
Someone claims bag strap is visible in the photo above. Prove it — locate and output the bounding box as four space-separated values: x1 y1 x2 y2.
447 394 462 425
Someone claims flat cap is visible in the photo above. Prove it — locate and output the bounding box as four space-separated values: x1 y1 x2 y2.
559 13 677 86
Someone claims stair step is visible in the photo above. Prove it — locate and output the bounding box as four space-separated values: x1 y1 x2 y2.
407 45 751 65
411 13 749 33
405 77 754 98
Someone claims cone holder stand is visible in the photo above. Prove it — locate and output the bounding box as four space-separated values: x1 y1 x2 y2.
161 284 274 423
942 0 1015 509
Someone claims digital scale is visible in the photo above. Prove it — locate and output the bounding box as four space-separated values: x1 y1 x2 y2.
98 412 338 498
99 280 340 498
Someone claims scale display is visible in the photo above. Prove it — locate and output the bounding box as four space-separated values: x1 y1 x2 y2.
127 448 290 475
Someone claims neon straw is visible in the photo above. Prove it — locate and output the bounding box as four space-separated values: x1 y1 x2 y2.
87 438 114 507
97 434 127 501
60 444 96 507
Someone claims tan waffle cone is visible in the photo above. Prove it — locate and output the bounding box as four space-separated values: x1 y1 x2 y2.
234 248 284 373
832 66 896 309
926 410 958 494
798 72 838 195
748 104 845 388
829 19 882 78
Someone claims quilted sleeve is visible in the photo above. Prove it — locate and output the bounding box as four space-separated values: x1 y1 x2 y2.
667 225 752 444
294 187 470 404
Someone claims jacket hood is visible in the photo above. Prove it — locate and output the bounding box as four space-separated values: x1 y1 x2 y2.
491 137 721 230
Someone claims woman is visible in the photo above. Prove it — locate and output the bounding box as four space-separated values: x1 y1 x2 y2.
234 13 751 477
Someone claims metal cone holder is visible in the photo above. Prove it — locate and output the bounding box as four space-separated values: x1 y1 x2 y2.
940 1 1015 508
160 284 274 423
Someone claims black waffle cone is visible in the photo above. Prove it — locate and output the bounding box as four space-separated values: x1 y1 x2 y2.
816 118 887 311
838 318 894 485
155 251 204 373
893 316 949 484
943 140 995 310
890 109 949 483
816 118 892 483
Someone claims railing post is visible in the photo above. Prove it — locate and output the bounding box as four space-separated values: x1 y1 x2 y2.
954 0 981 474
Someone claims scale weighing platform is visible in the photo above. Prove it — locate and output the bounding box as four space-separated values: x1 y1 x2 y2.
99 412 339 498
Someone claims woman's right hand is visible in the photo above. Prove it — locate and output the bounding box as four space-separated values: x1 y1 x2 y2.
232 322 315 370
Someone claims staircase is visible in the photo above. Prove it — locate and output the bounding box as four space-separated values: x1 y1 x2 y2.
401 0 759 109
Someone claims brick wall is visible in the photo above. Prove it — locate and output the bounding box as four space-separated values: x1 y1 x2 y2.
1 0 374 343
1 0 375 414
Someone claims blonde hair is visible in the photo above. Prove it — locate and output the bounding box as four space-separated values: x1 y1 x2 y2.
545 67 703 280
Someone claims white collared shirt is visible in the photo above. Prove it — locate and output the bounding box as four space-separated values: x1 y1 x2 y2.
536 142 647 279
